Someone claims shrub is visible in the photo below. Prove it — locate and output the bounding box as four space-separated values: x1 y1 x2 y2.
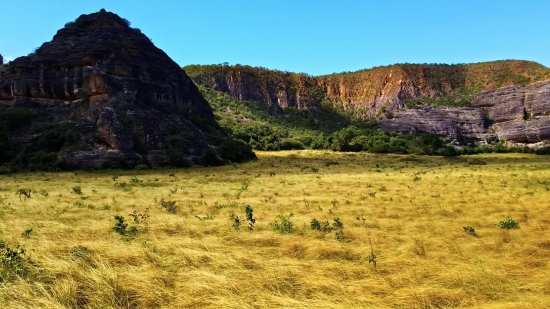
21 228 33 238
332 217 344 230
0 241 31 283
112 216 138 237
310 218 321 230
310 218 333 233
112 216 128 235
217 139 257 163
334 230 346 241
245 205 256 231
230 214 240 231
278 139 305 150
535 147 550 155
497 216 519 229
463 226 477 236
160 199 178 213
271 213 294 234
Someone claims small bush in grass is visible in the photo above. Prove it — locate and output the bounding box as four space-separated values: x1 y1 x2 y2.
160 199 178 213
21 228 33 238
311 219 334 233
245 205 256 231
498 216 519 229
230 214 240 231
0 241 32 283
463 226 477 236
335 230 346 241
112 216 138 237
332 217 344 230
271 213 294 234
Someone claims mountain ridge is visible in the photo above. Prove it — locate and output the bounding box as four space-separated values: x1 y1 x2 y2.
184 61 550 148
184 60 550 118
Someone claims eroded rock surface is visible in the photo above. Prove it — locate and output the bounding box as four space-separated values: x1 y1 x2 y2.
379 107 490 144
0 10 222 168
381 80 550 145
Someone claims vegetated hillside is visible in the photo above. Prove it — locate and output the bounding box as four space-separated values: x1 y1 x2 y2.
198 84 463 156
186 61 550 149
184 60 550 119
0 10 254 172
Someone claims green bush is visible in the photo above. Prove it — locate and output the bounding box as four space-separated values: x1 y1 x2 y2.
497 216 519 229
0 241 32 283
271 213 295 234
535 147 550 155
463 226 477 236
217 139 256 163
278 139 305 150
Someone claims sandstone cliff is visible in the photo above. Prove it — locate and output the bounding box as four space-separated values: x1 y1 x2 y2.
185 62 550 146
0 10 251 169
185 61 550 118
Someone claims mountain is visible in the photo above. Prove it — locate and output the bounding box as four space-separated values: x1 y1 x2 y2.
184 61 550 147
0 10 254 171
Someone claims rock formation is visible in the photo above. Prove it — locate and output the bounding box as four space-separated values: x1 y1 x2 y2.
0 10 251 169
186 62 550 146
380 80 550 146
185 61 550 118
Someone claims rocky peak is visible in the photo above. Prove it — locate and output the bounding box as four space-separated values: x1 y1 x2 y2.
0 10 253 169
73 9 131 28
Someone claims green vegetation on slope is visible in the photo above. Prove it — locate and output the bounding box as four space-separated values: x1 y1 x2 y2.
198 85 458 155
0 109 82 173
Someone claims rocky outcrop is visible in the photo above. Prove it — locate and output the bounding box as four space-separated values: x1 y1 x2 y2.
379 107 490 144
381 80 550 146
0 10 243 168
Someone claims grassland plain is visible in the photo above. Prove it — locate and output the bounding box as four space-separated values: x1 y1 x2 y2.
0 151 549 308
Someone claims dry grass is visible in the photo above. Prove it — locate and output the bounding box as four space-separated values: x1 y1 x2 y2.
1 151 549 308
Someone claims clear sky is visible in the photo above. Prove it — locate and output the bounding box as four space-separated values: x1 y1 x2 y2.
1 0 548 75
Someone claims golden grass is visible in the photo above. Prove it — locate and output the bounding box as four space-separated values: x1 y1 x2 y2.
1 151 549 308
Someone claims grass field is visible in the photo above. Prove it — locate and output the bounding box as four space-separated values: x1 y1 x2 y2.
1 151 549 308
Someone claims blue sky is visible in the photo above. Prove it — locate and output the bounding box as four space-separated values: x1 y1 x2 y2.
1 0 548 75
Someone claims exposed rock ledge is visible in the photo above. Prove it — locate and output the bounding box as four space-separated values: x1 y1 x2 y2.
380 80 550 146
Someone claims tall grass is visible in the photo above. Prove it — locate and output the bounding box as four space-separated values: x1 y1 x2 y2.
0 151 549 308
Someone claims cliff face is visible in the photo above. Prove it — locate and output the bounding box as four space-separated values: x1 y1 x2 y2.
0 10 234 168
185 61 550 117
185 62 550 146
380 80 550 145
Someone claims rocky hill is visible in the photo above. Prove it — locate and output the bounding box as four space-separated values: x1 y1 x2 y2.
0 10 254 171
184 61 550 146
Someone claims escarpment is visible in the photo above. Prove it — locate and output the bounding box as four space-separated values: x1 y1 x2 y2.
186 62 550 146
0 10 253 170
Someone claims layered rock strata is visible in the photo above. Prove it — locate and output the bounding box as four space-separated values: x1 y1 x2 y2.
380 80 550 145
0 10 221 167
